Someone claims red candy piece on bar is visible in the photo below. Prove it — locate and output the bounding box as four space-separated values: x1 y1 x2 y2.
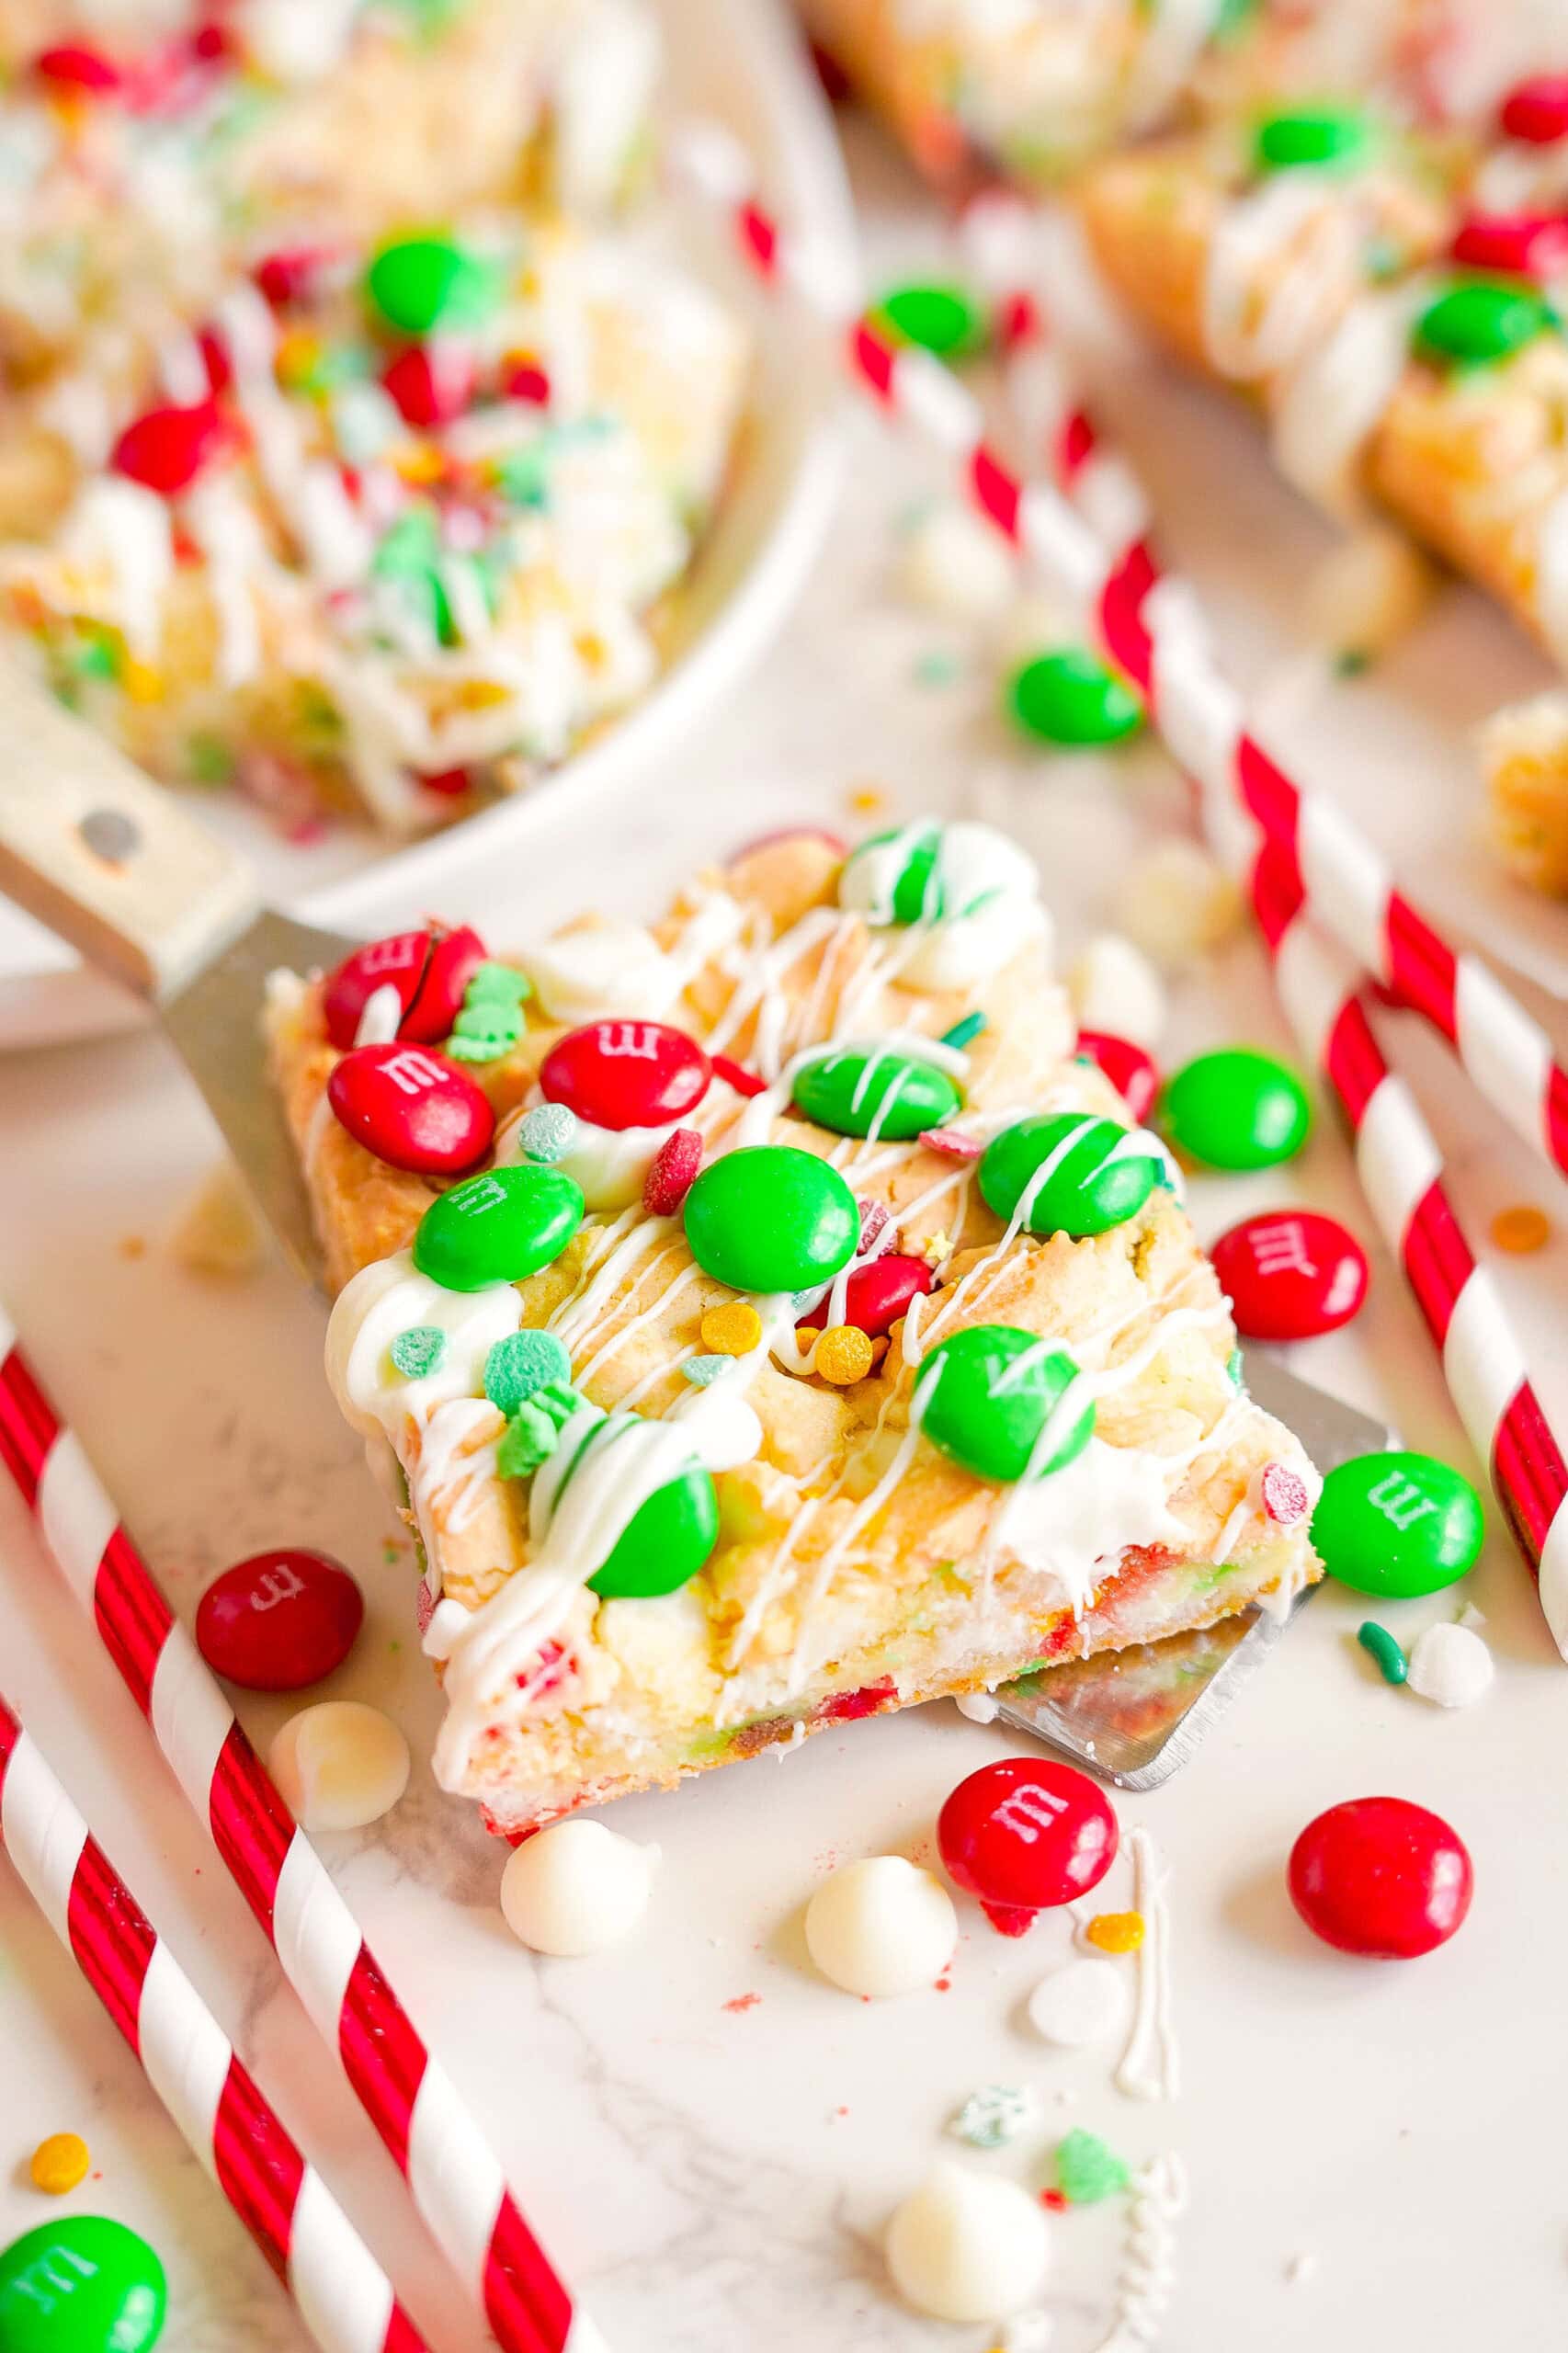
938 1758 1118 1935
799 1252 934 1338
1289 1796 1472 1959
1210 1210 1369 1341
197 1549 364 1691
711 1053 767 1098
324 929 432 1048
403 924 485 1041
643 1127 704 1216
541 1020 710 1131
112 398 228 496
1450 210 1568 279
1500 74 1568 144
1075 1029 1159 1123
327 1042 494 1174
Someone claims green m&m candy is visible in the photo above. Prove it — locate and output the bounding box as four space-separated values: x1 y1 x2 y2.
980 1112 1163 1237
546 1409 721 1597
1312 1449 1484 1597
414 1164 584 1291
1254 105 1369 174
683 1145 858 1294
791 1045 960 1141
366 235 501 336
874 279 986 358
1006 650 1144 747
1413 278 1559 368
916 1324 1094 1483
1159 1048 1310 1170
0 2217 166 2353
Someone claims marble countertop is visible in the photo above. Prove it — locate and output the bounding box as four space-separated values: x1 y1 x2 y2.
4 119 1568 2353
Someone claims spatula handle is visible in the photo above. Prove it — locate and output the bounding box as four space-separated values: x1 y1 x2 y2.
0 659 257 999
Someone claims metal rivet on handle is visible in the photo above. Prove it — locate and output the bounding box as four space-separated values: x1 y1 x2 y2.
79 807 140 865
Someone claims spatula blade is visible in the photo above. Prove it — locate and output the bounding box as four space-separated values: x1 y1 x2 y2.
161 909 358 1288
993 1356 1392 1788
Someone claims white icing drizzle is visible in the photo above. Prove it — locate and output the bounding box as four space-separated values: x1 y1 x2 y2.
1203 172 1363 383
1115 1826 1180 2103
1272 274 1435 518
1088 2153 1188 2353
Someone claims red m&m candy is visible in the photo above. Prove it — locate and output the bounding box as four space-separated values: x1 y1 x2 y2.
323 923 486 1048
196 1549 364 1690
1075 1030 1158 1124
1500 74 1568 144
1450 210 1568 280
799 1251 934 1338
1288 1796 1472 1959
937 1758 1119 1936
112 398 229 496
540 1020 710 1131
327 1041 494 1174
1210 1210 1368 1341
35 40 122 90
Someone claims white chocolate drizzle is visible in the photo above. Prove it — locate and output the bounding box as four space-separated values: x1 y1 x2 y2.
1115 1826 1180 2102
1087 2152 1188 2353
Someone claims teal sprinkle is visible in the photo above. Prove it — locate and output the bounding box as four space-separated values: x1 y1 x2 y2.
391 1325 447 1378
950 2085 1036 2149
517 1103 577 1164
498 1400 559 1479
1054 2128 1131 2205
940 1011 987 1050
465 961 532 1006
1358 1620 1409 1685
1227 1347 1245 1391
914 649 960 688
485 1330 572 1415
683 1355 730 1387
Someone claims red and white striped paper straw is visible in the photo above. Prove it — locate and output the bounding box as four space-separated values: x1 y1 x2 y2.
0 1311 599 2353
676 128 1568 1190
1248 839 1568 1656
0 1692 426 2353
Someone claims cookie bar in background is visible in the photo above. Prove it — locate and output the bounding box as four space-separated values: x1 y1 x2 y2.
267 820 1322 1836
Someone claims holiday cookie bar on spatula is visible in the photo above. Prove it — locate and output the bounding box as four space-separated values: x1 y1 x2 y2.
267 821 1322 1836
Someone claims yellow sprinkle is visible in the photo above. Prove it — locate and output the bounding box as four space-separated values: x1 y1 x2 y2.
1492 1204 1551 1255
1085 1909 1144 1955
119 659 163 704
394 442 446 485
846 784 888 816
700 1302 763 1356
814 1324 875 1385
30 2132 89 2195
274 328 322 383
919 1229 950 1271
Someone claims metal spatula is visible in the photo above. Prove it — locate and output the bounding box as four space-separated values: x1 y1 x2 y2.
995 1354 1395 1787
0 667 356 1282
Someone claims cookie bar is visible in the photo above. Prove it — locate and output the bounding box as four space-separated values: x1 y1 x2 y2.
268 820 1323 1836
1479 690 1568 895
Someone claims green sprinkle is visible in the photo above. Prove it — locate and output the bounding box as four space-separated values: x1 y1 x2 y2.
186 730 235 784
1227 1347 1245 1392
939 1011 987 1051
447 1029 514 1064
453 1003 521 1039
391 1324 448 1379
1335 647 1372 677
683 1354 730 1386
465 961 532 1006
484 1329 573 1415
1357 1620 1409 1685
1054 2128 1131 2205
498 1399 560 1479
74 630 120 681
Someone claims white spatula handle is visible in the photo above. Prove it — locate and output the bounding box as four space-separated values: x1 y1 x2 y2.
0 660 257 999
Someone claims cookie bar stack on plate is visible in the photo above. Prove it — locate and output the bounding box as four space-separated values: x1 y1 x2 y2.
267 819 1323 1836
0 0 747 833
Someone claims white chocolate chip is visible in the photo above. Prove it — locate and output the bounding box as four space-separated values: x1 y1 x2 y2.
268 1701 410 1831
1066 932 1168 1051
1305 527 1435 663
500 1819 659 1956
1115 838 1244 969
955 1690 1000 1723
894 501 1017 622
803 1856 956 1997
884 2161 1051 2324
1026 1956 1129 2048
1405 1620 1494 1709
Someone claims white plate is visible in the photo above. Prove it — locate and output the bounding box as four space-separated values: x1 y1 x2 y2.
0 0 852 1049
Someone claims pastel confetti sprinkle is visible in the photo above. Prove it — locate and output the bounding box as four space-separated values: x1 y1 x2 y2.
485 1330 573 1415
1054 2128 1130 2205
949 2086 1039 2150
391 1324 448 1379
683 1355 730 1386
517 1103 578 1164
940 1012 987 1050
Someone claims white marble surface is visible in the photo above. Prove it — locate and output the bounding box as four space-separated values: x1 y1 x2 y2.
5 117 1568 2353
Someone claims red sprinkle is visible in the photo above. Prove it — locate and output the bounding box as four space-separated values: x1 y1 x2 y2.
918 1125 983 1161
643 1127 703 1217
722 1992 762 2014
1500 73 1568 144
112 398 228 496
381 341 476 429
1450 210 1568 279
1260 1461 1311 1526
712 1052 767 1098
417 765 473 798
1040 2189 1068 2212
255 246 331 308
35 42 122 91
502 358 551 405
